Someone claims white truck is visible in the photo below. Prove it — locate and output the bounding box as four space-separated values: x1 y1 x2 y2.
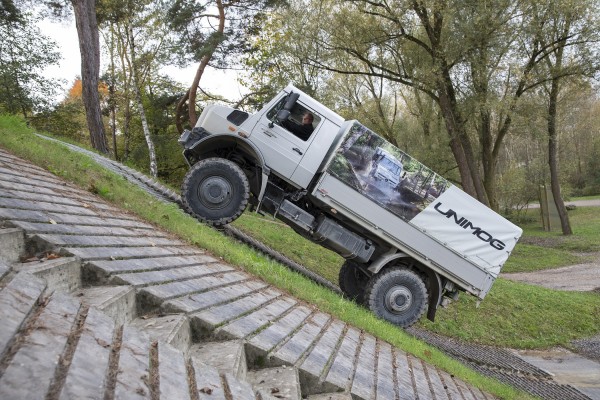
178 84 522 327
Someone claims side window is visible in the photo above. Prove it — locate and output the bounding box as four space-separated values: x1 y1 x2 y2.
267 98 321 141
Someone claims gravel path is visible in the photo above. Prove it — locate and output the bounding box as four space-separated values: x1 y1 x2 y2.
502 256 600 292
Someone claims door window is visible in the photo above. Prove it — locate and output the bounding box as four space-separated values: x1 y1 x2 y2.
267 98 321 141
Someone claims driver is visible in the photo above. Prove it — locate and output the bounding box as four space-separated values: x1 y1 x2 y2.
282 112 314 140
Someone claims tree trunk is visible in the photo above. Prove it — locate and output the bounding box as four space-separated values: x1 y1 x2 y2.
548 77 572 235
176 0 226 131
108 24 118 159
71 0 109 154
128 27 158 178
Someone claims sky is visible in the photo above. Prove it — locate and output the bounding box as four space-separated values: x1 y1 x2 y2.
40 18 247 104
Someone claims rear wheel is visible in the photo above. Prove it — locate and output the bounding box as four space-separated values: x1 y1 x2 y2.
182 158 249 226
365 266 428 328
338 261 369 304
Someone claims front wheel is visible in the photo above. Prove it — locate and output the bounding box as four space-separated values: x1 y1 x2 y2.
182 158 249 227
365 267 428 328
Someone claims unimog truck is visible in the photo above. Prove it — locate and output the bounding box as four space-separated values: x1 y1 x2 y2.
178 84 522 327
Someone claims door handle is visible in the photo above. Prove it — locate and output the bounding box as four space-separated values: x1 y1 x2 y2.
293 148 303 155
261 128 275 137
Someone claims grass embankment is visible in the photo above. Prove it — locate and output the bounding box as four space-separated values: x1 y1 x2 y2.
0 114 593 399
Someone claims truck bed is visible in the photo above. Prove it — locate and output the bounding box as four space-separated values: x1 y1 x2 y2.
312 172 495 298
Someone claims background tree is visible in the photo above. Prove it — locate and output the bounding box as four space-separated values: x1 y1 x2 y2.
531 0 599 234
99 0 183 177
0 9 61 116
299 0 600 211
70 0 109 153
167 0 282 132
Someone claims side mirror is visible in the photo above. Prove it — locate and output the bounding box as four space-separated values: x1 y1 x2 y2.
269 109 290 128
283 92 300 111
276 109 291 121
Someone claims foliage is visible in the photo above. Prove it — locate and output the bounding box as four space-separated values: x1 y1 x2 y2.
0 11 62 116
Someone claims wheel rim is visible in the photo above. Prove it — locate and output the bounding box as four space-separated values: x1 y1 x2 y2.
197 176 233 210
384 285 413 313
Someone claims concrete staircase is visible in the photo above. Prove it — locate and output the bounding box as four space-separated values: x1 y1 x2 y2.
0 227 352 399
0 145 497 400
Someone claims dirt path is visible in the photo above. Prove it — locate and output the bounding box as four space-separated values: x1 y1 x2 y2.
502 253 600 292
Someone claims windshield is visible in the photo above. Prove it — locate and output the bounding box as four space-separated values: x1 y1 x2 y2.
380 158 401 175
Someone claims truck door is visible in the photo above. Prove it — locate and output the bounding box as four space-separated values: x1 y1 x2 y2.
250 95 320 184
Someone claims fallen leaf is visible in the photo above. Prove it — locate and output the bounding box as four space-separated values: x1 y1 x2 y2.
49 219 57 224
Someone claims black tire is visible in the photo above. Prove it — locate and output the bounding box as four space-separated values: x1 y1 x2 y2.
338 261 369 304
182 158 249 226
365 267 428 328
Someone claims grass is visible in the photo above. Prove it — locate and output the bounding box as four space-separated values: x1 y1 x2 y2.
0 114 594 399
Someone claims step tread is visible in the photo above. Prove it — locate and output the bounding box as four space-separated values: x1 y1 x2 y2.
247 366 301 400
375 341 396 399
192 288 281 332
34 233 184 247
60 307 115 399
270 312 330 366
114 262 234 287
129 314 191 352
190 340 246 379
0 292 80 399
350 334 377 399
140 272 248 310
324 327 361 391
193 360 227 400
157 341 191 400
164 280 267 314
63 245 202 261
215 296 297 340
299 319 345 378
113 325 152 399
0 272 46 358
247 305 313 358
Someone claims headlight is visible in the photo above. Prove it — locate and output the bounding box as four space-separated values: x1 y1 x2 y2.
178 130 191 146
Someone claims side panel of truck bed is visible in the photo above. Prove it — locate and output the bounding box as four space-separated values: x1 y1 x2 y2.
312 172 493 297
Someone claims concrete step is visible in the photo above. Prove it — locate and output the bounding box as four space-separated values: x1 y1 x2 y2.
307 394 352 400
0 260 10 282
59 306 116 399
75 285 136 326
0 291 82 400
128 313 191 353
13 256 81 293
189 340 247 381
247 366 302 400
0 227 25 263
0 272 47 360
111 262 235 288
192 359 256 400
138 271 249 313
83 254 218 284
